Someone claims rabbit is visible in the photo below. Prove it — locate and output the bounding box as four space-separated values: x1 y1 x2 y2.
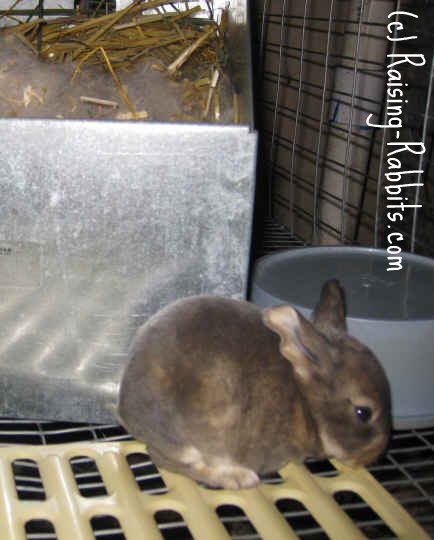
115 279 391 490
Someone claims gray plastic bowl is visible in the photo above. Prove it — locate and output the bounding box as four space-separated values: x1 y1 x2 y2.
251 246 434 429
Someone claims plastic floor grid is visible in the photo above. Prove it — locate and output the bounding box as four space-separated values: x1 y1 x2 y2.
0 419 432 540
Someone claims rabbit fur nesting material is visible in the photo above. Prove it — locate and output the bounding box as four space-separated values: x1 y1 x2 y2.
116 279 391 490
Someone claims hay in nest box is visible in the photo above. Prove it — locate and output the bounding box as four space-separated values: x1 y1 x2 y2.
0 0 235 121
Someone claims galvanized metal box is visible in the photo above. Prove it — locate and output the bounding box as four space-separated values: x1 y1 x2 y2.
0 2 257 423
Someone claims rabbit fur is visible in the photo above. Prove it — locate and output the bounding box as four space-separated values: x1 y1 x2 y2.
116 280 391 489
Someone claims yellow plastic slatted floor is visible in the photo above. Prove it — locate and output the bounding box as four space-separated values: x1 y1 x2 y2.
0 440 429 540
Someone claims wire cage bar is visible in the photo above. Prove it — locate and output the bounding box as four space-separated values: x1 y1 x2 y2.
249 4 434 534
252 0 434 257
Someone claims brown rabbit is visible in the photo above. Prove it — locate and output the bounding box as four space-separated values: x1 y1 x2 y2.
116 280 391 489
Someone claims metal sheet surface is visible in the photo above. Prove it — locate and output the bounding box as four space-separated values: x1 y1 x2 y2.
0 120 257 423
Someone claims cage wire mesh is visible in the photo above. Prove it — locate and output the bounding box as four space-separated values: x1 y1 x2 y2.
0 0 223 23
75 0 115 16
0 1 433 539
248 2 434 535
252 0 434 257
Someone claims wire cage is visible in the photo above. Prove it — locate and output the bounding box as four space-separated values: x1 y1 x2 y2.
0 1 433 539
248 0 434 537
251 0 434 258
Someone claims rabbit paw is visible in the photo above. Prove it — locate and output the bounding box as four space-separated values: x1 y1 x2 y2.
149 444 260 490
214 464 260 490
192 461 260 490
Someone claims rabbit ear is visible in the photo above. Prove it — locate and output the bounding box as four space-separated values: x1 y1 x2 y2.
262 305 328 382
311 279 347 335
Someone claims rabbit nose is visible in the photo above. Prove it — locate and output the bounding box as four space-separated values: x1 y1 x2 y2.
350 434 389 467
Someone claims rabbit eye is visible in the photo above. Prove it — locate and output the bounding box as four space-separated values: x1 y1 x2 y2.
355 406 372 423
